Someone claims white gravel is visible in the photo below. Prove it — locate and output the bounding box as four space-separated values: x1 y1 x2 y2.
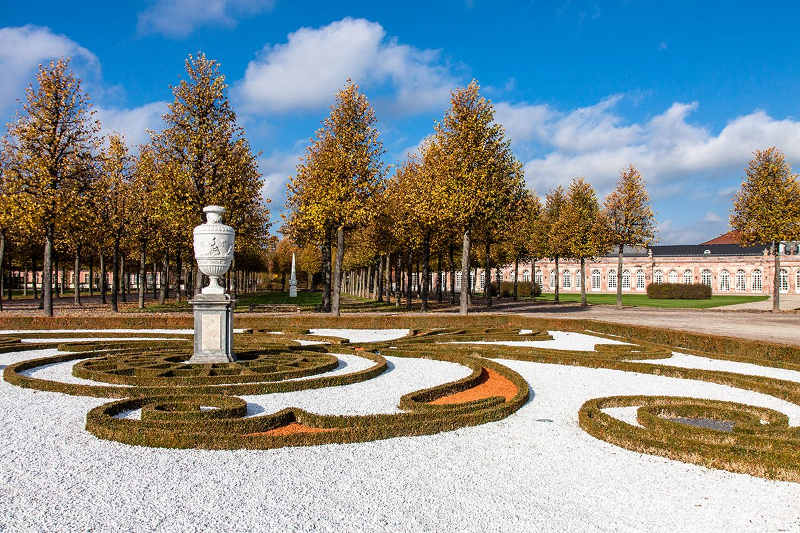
308 328 410 343
1 329 799 532
448 330 630 351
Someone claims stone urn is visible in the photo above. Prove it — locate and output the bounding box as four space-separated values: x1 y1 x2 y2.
193 206 235 295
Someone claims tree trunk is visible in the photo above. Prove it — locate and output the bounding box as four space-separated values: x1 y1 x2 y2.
421 232 430 311
100 252 107 305
554 256 560 304
121 257 128 302
460 229 471 315
42 227 54 316
59 258 65 298
159 252 168 305
484 239 492 308
449 244 456 305
377 255 385 302
138 243 146 309
33 258 39 304
0 231 5 312
88 258 93 297
331 226 345 317
773 241 781 312
406 248 413 310
580 257 587 307
23 267 28 297
436 252 443 303
111 239 120 313
321 229 331 313
396 253 402 308
73 249 81 305
616 244 623 309
513 256 519 301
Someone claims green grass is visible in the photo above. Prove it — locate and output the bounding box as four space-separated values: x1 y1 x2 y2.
534 292 769 308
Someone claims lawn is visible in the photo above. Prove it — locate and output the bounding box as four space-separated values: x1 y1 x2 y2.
534 292 769 308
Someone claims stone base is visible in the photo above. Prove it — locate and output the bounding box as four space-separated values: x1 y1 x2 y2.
289 282 297 298
189 294 235 364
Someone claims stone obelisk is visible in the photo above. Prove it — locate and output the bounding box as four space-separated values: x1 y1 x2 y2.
189 206 236 363
289 252 298 298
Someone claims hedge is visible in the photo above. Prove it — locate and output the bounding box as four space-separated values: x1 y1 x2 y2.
499 281 541 298
647 282 711 299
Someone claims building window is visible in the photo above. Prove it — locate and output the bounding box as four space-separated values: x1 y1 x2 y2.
562 270 571 289
683 269 693 284
752 269 762 292
719 269 730 292
522 270 530 282
735 269 746 292
591 270 601 290
575 270 581 289
796 270 800 293
621 270 631 290
780 269 789 293
654 270 663 284
455 271 462 291
535 269 542 286
549 270 556 289
701 269 712 286
635 270 645 289
608 269 617 290
668 270 678 283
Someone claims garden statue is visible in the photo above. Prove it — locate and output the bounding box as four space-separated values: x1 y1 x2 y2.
189 205 236 363
289 252 297 298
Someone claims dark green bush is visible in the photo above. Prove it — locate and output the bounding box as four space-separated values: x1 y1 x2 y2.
647 282 711 299
499 281 541 298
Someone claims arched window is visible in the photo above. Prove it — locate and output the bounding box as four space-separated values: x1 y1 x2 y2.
636 270 646 289
621 270 631 290
522 270 530 282
549 270 556 289
535 269 542 287
455 271 462 291
562 270 571 289
575 270 581 289
668 270 678 283
719 269 730 292
591 269 601 290
479 271 486 290
780 269 789 293
752 269 762 292
683 269 693 284
608 269 617 290
735 270 746 292
701 269 712 286
654 270 663 284
796 270 800 293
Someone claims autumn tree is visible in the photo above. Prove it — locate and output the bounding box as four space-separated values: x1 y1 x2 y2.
731 147 800 311
95 134 132 312
152 53 268 295
502 189 541 300
286 80 386 317
553 178 608 306
543 186 569 303
2 59 101 316
434 81 525 315
603 165 656 309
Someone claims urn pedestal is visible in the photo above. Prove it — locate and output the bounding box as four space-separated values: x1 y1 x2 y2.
189 205 237 364
189 294 235 363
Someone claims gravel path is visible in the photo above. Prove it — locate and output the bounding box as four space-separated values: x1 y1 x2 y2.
1 329 800 532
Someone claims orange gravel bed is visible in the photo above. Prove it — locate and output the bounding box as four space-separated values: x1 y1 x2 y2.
430 368 517 405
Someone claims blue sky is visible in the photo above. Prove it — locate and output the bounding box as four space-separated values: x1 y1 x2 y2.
3 1 800 244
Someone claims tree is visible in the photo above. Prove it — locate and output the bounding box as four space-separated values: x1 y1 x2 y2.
553 178 608 306
152 53 268 295
434 80 525 315
603 165 656 309
95 134 132 312
2 59 101 316
731 147 800 311
543 187 568 303
502 190 541 300
285 80 386 317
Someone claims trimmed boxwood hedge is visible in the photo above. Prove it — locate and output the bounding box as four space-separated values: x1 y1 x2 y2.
647 282 711 299
499 281 541 298
4 318 800 481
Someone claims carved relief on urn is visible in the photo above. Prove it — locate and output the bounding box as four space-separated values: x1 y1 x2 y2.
193 205 235 295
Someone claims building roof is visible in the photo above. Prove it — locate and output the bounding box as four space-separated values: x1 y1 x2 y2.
650 244 766 257
700 230 742 245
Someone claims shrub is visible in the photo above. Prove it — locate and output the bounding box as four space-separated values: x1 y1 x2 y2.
499 281 541 298
647 282 711 299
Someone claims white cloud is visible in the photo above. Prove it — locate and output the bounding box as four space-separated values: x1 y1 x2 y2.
95 102 169 149
235 18 456 114
258 150 303 206
0 25 99 112
514 96 800 196
137 0 274 38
